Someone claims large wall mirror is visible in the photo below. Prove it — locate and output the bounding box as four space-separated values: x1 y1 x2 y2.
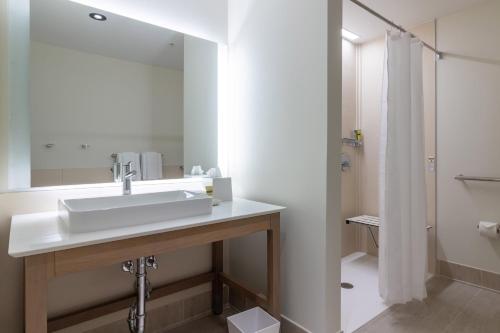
5 0 219 190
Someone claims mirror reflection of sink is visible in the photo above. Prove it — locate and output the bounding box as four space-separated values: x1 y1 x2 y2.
58 191 213 233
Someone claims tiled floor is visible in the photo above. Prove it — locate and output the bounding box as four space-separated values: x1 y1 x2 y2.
165 271 500 333
342 252 388 333
355 276 500 333
164 315 228 333
165 308 236 333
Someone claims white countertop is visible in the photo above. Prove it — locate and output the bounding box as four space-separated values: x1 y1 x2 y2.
8 198 285 258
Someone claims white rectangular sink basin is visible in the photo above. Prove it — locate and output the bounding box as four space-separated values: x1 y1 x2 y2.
58 191 213 233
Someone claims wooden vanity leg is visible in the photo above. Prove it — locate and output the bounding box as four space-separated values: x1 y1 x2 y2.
212 241 224 315
267 214 280 319
25 254 49 333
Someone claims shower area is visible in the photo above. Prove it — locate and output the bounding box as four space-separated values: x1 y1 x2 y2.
340 1 437 331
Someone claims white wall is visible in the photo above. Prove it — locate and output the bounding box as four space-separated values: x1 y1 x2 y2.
358 38 385 217
183 36 218 172
67 0 228 44
437 0 500 273
30 41 184 169
227 0 342 331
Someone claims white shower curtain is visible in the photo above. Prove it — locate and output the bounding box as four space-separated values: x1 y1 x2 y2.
379 32 428 305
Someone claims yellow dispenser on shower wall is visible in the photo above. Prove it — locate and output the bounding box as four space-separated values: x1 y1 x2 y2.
354 129 363 142
342 129 364 148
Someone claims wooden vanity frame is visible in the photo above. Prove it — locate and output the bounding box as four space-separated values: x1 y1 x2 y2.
24 213 280 333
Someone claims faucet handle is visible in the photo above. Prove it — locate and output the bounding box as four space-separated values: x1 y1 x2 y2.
121 162 136 180
122 260 135 274
146 256 158 270
122 161 134 172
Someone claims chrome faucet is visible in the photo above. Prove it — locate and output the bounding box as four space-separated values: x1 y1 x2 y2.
122 162 136 195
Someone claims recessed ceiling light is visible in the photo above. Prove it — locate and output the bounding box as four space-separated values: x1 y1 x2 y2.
89 13 107 21
342 28 360 42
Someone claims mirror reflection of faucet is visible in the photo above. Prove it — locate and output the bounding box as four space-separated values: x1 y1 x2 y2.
122 162 137 195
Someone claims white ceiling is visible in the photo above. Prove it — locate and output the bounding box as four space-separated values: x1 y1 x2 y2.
66 0 228 44
343 0 489 43
31 0 185 70
32 0 489 62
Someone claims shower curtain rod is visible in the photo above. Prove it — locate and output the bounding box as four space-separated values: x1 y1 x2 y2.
349 0 442 58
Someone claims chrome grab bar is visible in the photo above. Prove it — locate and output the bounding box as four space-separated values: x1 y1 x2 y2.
455 174 500 182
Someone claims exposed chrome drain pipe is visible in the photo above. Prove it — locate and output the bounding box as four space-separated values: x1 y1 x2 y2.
122 256 158 333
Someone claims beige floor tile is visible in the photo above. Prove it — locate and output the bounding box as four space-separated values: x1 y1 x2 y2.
443 289 500 333
164 316 227 333
165 308 236 333
355 277 481 333
281 317 308 333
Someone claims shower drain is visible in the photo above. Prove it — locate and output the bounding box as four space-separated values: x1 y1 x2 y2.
341 282 354 289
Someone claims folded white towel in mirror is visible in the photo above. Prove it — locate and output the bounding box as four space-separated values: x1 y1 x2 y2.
117 152 142 180
141 152 163 180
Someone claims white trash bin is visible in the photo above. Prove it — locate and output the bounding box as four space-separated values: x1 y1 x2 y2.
227 307 280 333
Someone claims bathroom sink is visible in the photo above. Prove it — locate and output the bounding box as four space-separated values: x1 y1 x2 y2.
58 191 213 233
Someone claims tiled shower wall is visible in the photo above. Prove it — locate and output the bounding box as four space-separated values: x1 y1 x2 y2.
340 39 361 257
341 23 437 274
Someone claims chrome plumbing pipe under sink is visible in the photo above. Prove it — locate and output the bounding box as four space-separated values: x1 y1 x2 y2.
122 256 158 333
